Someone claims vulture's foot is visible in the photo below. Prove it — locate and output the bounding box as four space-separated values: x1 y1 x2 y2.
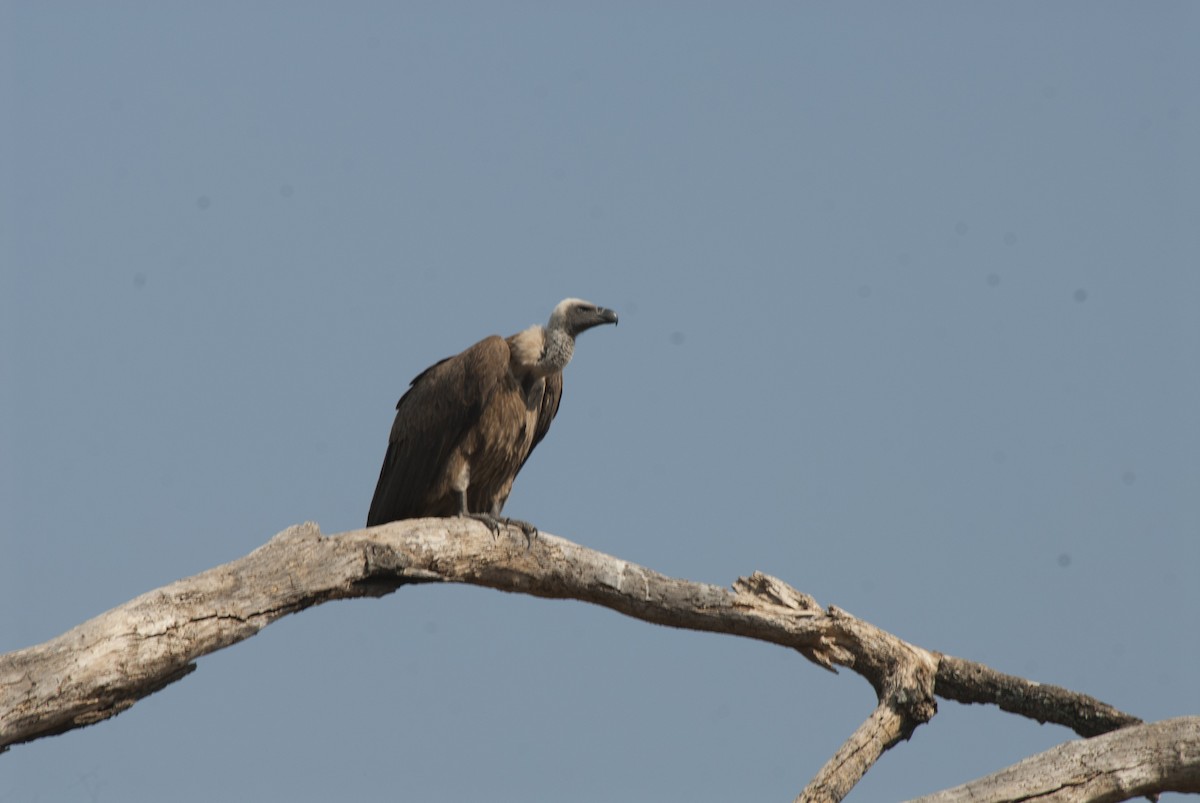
464 512 503 538
497 516 538 547
462 513 537 547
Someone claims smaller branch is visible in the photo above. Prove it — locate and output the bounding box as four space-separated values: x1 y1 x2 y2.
797 702 912 803
935 655 1142 737
910 716 1200 803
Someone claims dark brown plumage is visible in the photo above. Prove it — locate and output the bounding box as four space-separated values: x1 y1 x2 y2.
367 298 617 534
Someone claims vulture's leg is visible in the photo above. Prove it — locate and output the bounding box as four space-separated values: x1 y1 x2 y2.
455 488 503 538
488 502 538 546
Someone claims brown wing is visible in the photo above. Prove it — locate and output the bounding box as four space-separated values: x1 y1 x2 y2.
367 336 510 525
518 370 562 474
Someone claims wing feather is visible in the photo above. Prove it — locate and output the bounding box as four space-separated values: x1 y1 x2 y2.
519 370 562 474
366 336 511 525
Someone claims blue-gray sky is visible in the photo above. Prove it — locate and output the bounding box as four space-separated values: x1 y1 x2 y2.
3 3 1198 801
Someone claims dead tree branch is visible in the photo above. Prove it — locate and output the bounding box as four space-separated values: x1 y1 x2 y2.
935 655 1141 738
911 716 1200 802
0 519 1181 802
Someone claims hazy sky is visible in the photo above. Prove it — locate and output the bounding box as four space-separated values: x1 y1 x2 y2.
3 3 1198 801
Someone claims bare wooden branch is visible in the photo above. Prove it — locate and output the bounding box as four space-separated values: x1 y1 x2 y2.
0 518 1173 802
0 519 839 750
935 654 1142 737
797 702 914 803
910 716 1200 803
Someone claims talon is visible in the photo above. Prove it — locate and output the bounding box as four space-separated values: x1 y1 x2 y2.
463 512 537 546
498 517 538 548
465 512 502 538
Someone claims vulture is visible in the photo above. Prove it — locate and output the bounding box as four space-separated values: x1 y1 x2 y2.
367 298 618 535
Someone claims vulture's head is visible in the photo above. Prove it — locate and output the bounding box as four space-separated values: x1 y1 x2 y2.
550 298 619 338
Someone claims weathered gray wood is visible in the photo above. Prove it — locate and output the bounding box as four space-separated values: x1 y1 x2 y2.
793 603 941 803
1 521 421 748
935 654 1141 737
0 518 1177 803
1 518 842 751
797 702 915 803
910 716 1200 802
